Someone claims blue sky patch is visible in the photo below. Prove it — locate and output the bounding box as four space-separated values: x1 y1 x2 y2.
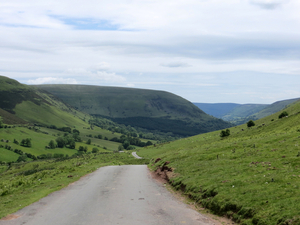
52 15 120 30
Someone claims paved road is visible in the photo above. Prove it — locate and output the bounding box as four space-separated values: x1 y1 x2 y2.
132 152 143 159
0 165 216 225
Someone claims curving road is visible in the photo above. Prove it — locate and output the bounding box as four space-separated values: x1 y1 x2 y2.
0 165 216 225
132 152 143 159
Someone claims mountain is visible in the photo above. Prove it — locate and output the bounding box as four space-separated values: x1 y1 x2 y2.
34 84 232 136
194 99 299 125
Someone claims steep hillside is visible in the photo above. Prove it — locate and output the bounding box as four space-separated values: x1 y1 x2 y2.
34 84 232 136
139 99 300 225
193 103 240 118
0 76 89 127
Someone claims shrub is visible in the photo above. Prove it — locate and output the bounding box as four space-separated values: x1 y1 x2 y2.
20 138 32 147
49 140 56 149
86 139 91 145
247 120 255 127
220 129 230 137
92 147 99 153
279 111 288 119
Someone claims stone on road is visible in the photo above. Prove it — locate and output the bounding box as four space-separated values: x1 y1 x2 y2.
0 165 215 225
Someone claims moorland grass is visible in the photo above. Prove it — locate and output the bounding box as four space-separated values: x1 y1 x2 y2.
0 152 148 218
138 100 300 225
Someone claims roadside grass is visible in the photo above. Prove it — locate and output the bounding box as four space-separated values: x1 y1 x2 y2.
138 101 300 225
0 152 148 219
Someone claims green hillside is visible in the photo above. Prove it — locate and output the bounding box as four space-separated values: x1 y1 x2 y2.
195 99 299 126
250 98 300 121
139 99 300 224
34 84 232 136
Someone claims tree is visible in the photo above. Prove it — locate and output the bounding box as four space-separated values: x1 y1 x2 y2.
92 147 99 153
220 129 230 137
86 139 91 145
72 129 80 135
0 117 3 128
118 145 124 151
20 138 32 147
56 137 65 148
49 140 56 149
247 120 255 128
279 111 288 119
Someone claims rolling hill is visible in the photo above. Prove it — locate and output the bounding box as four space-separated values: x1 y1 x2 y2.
139 98 300 225
34 84 232 136
194 99 299 125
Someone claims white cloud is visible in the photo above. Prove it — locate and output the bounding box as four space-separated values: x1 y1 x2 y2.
27 77 78 84
160 62 191 68
1 0 300 103
249 0 289 9
94 71 126 82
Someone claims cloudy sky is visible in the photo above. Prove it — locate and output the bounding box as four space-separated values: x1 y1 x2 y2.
0 0 300 104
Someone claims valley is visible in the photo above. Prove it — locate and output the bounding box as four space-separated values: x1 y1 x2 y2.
1 75 300 224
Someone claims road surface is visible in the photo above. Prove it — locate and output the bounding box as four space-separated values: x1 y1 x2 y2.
0 165 217 225
132 152 143 159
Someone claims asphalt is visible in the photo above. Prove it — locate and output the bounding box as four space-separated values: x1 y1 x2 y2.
0 165 215 225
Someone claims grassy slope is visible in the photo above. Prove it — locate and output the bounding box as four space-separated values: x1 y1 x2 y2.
34 84 232 136
0 152 148 218
251 98 300 120
222 104 268 121
0 127 113 162
138 99 300 225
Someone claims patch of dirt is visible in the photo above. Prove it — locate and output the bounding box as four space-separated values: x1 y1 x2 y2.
149 160 237 225
0 214 20 221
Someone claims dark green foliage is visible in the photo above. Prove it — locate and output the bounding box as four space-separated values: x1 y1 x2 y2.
72 133 81 142
279 111 288 119
16 155 28 162
72 129 80 134
55 137 65 148
92 147 99 153
20 138 31 147
13 139 19 145
48 140 56 149
78 146 87 153
220 129 230 137
86 139 91 145
112 117 231 137
247 120 255 127
58 127 71 133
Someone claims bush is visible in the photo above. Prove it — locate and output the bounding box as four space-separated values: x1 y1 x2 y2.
86 139 91 145
279 111 288 119
220 129 230 137
247 120 255 127
20 138 32 147
49 140 56 149
92 147 99 153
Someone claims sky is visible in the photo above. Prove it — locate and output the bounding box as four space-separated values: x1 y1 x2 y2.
0 0 300 104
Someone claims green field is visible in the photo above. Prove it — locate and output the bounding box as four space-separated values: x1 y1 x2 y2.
0 152 148 218
138 100 300 224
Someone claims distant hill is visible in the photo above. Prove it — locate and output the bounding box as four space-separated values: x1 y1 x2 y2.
194 99 299 125
250 98 300 120
34 84 232 136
